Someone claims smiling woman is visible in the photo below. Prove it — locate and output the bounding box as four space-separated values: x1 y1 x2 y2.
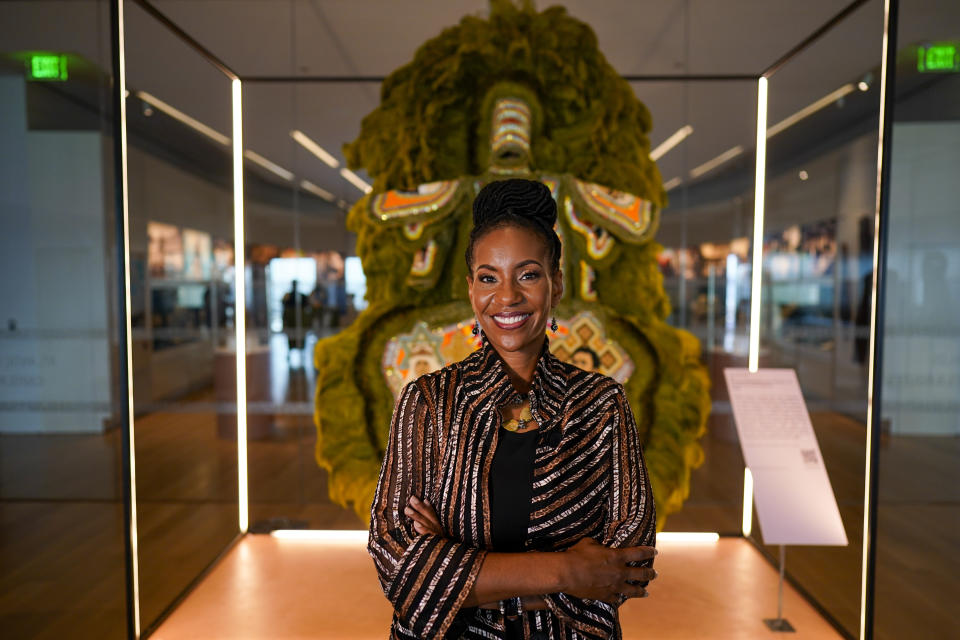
367 179 658 639
466 180 563 376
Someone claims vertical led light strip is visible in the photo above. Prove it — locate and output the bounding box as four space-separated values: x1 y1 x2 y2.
742 467 754 537
741 76 769 535
232 78 248 533
116 0 140 638
861 1 893 637
114 1 141 635
748 77 768 373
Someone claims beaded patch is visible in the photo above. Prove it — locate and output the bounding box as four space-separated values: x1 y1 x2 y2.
382 320 482 399
564 197 615 260
540 176 558 199
579 261 598 301
381 312 634 401
572 178 655 240
490 97 532 170
402 221 425 240
549 311 634 383
471 176 557 199
370 180 460 222
409 239 438 277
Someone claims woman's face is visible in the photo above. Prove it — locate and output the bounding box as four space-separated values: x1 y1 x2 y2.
466 225 563 355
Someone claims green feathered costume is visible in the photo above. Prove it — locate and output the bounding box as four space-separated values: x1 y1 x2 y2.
314 0 710 530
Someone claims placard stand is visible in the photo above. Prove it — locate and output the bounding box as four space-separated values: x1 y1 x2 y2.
763 545 795 632
724 368 849 635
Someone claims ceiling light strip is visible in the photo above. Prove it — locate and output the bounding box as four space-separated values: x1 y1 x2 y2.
340 167 372 194
300 179 335 202
689 145 744 179
650 125 694 161
663 176 683 191
136 91 230 146
766 83 856 139
243 149 294 181
291 129 340 168
683 82 858 185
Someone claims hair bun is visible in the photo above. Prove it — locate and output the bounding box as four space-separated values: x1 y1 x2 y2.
472 179 557 229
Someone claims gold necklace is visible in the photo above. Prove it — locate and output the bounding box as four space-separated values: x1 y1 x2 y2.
502 404 533 432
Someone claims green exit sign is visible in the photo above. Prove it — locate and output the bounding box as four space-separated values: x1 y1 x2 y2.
28 54 68 81
917 44 959 73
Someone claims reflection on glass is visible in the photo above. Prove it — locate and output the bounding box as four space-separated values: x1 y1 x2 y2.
0 1 128 636
123 1 239 632
745 1 888 636
649 79 758 535
241 79 364 534
874 4 960 636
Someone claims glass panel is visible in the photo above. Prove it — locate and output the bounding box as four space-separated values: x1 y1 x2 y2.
124 1 238 631
757 1 884 636
242 80 368 531
0 1 127 637
645 79 758 534
238 78 761 536
240 8 762 539
875 3 960 638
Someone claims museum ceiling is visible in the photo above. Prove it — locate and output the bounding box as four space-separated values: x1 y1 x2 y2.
3 0 958 222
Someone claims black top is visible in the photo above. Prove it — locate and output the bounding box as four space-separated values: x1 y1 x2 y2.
489 426 538 552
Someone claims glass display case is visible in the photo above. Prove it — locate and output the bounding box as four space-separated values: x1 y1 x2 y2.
3 1 956 638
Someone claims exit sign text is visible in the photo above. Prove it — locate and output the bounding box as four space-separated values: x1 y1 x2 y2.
29 54 68 81
917 44 959 73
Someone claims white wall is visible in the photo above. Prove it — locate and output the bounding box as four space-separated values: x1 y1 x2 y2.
882 122 960 436
0 77 114 433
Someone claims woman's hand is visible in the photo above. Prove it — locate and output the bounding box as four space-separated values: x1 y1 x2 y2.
560 537 658 603
404 495 443 536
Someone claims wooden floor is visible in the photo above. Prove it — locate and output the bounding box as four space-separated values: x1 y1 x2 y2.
1 341 956 639
153 535 844 640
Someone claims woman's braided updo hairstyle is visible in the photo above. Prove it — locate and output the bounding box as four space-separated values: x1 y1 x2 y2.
465 179 562 276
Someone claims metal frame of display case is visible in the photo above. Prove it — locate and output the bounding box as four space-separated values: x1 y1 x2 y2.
108 0 897 638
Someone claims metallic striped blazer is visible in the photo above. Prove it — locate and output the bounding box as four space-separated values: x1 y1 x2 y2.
368 336 656 639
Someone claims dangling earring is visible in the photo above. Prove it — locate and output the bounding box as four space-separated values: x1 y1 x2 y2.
550 317 558 332
472 320 484 342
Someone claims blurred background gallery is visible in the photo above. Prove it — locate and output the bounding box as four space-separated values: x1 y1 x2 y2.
0 1 957 639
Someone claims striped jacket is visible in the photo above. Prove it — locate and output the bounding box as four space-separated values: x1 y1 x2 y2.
368 336 656 639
